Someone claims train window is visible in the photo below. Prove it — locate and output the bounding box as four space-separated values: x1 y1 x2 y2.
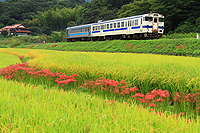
141 18 142 24
132 20 134 26
135 20 138 26
105 24 107 29
101 25 104 30
144 17 153 21
110 23 113 28
107 24 109 29
93 27 95 31
97 26 100 30
125 21 127 27
154 18 157 23
121 22 124 27
159 18 164 22
114 23 116 28
128 20 132 27
117 22 120 28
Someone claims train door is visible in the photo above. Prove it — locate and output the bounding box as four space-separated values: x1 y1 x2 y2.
140 18 143 32
152 17 158 33
127 20 131 34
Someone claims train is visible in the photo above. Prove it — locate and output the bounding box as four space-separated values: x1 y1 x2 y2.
66 13 164 41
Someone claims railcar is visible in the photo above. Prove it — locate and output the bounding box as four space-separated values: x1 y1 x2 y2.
66 13 164 41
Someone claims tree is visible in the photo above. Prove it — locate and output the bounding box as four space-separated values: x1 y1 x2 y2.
117 0 151 18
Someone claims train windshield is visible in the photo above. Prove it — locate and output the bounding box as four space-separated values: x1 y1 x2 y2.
159 18 164 22
144 16 153 21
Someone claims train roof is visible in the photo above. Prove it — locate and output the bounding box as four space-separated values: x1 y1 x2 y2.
66 13 164 30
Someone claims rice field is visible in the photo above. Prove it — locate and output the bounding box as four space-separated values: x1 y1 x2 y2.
1 48 200 132
1 78 199 132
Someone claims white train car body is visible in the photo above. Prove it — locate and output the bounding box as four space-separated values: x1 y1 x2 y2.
66 13 164 41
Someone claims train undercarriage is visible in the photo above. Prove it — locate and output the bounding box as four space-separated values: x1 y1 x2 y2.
67 33 162 42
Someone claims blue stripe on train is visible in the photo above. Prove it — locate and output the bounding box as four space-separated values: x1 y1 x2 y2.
143 26 153 28
92 31 100 33
131 26 140 29
93 26 141 33
69 32 89 36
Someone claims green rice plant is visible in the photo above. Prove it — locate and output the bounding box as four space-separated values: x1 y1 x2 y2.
0 78 199 132
0 51 21 68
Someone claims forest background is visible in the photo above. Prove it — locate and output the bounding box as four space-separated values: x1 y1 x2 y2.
0 0 200 36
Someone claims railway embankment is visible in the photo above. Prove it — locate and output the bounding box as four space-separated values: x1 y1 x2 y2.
2 38 199 57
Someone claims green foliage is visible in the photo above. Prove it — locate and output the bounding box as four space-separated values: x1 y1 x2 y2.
117 0 151 18
163 33 198 39
9 39 21 47
0 23 5 29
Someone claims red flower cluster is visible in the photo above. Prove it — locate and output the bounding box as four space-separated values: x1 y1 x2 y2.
25 45 34 49
126 44 137 49
36 44 41 47
174 91 200 111
132 89 170 107
62 44 66 48
155 46 162 49
52 44 57 47
81 77 139 96
0 63 77 86
177 44 186 49
19 56 25 62
46 45 49 48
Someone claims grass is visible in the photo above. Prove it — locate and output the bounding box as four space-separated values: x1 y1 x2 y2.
0 78 199 132
2 37 200 56
0 51 21 68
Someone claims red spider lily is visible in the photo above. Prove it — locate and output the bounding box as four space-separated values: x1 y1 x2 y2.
113 89 119 94
13 46 15 48
0 63 77 86
180 112 184 116
134 45 137 49
121 86 126 89
132 93 145 98
62 45 66 47
177 44 186 49
123 89 130 94
46 45 49 48
196 107 200 110
52 44 57 47
19 56 24 62
187 119 191 124
149 109 154 111
120 80 126 84
129 86 139 92
150 103 157 107
93 91 96 94
29 45 34 49
154 97 165 102
36 44 41 47
72 89 75 93
129 44 132 46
